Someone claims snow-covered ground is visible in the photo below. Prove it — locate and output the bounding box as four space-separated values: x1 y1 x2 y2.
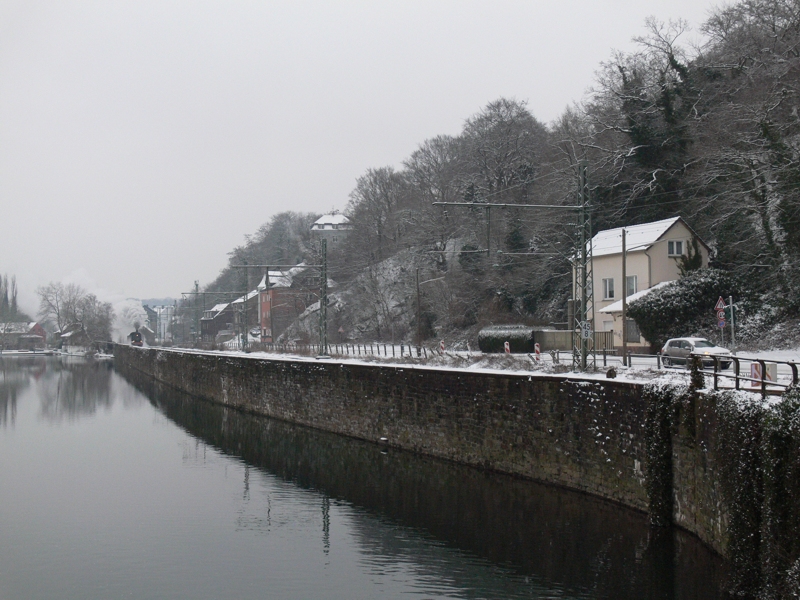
148 341 800 395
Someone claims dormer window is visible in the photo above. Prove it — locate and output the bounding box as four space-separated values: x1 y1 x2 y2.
668 240 684 256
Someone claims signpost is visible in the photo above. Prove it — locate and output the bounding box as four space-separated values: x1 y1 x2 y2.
713 296 737 349
715 296 726 345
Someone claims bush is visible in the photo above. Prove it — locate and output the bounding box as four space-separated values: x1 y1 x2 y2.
477 325 535 353
627 268 742 349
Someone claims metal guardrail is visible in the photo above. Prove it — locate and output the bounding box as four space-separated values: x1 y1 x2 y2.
687 353 799 397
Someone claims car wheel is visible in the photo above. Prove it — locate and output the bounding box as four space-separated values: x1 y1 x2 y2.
662 356 671 367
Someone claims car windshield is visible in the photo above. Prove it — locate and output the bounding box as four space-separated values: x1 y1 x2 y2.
693 340 715 348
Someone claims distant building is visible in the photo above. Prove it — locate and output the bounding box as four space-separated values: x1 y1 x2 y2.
578 216 710 349
56 322 93 355
0 322 47 350
258 264 319 342
152 305 176 343
200 303 233 342
310 213 351 247
142 305 158 332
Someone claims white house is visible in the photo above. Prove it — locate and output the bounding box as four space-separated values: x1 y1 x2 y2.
586 216 709 349
310 213 351 247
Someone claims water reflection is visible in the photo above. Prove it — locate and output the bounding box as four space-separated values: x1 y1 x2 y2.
122 369 728 599
0 356 116 424
37 359 114 421
0 356 48 426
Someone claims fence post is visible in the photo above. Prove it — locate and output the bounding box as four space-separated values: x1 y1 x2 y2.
603 348 606 367
791 362 798 387
734 357 740 390
656 352 661 369
759 359 767 398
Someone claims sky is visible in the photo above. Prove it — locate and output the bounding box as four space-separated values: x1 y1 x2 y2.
1 0 723 315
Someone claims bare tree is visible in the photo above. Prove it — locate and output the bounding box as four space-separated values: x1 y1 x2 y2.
37 283 114 340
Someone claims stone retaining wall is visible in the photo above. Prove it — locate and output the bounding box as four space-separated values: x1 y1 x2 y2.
113 345 728 554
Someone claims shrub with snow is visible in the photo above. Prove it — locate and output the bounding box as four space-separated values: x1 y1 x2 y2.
627 268 743 348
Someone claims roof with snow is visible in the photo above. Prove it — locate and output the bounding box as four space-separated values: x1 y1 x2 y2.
257 263 311 288
311 214 351 230
591 216 693 257
231 289 260 304
0 322 37 334
599 281 673 313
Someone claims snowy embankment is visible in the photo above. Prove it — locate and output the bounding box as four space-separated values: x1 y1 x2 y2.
158 341 800 396
162 344 678 385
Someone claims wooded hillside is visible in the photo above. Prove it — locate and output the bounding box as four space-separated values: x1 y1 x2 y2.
194 0 800 346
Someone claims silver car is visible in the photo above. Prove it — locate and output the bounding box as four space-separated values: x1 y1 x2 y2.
661 337 732 369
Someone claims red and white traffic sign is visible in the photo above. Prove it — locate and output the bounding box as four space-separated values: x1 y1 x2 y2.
715 296 726 311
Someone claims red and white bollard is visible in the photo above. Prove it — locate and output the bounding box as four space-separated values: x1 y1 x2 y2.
439 340 445 352
534 342 541 362
504 341 510 354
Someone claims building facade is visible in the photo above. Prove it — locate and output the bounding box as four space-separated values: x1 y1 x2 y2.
580 217 710 349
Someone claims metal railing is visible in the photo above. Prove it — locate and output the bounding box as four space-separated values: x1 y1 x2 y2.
690 353 799 396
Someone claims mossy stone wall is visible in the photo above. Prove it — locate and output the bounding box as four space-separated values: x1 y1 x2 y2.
115 345 750 560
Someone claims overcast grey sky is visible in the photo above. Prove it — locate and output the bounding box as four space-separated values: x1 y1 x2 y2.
1 0 722 313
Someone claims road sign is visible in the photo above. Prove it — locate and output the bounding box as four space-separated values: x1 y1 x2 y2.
717 310 726 320
715 296 726 311
718 319 727 328
580 321 592 339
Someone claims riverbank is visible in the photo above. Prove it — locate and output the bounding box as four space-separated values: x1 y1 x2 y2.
114 344 800 597
112 346 709 532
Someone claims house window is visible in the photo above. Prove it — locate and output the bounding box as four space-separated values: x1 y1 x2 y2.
602 320 614 331
668 240 684 256
626 275 637 297
603 278 615 299
626 319 641 343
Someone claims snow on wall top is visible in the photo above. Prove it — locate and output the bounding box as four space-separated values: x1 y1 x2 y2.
591 217 681 257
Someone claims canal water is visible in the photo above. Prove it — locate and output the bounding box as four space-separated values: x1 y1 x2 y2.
0 357 727 599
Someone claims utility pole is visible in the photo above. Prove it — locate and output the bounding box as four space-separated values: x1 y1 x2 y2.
242 259 248 351
318 239 329 357
621 228 627 366
572 160 594 371
194 280 200 343
729 295 736 351
266 269 274 344
416 268 422 355
486 206 491 257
